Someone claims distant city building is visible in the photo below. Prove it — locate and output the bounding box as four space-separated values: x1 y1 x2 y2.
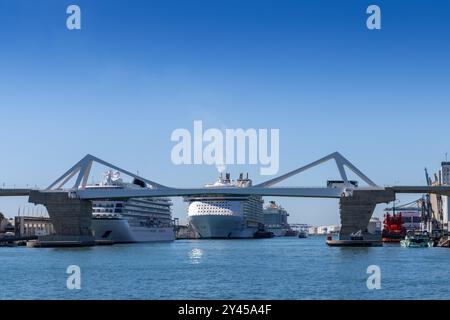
307 225 341 235
317 226 328 235
441 162 450 228
14 216 54 237
427 162 450 232
308 226 317 235
0 213 14 234
327 225 341 233
441 162 450 185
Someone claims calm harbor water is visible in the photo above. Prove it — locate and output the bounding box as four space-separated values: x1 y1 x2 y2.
1 236 449 300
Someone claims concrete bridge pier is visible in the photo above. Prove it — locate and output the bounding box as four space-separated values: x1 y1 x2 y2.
338 189 396 241
28 190 95 246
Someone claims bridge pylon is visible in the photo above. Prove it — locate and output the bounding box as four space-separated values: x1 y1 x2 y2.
255 151 378 188
47 154 170 191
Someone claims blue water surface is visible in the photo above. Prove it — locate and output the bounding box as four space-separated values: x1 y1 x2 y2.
0 236 449 300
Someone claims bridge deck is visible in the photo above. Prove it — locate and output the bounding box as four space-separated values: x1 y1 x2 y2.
4 186 450 200
0 189 32 197
390 186 450 195
75 187 346 199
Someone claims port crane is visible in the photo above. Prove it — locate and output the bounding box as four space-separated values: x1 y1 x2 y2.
421 168 446 233
387 169 432 232
421 168 433 232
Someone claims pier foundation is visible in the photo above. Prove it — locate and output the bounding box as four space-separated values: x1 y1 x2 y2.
28 190 95 246
338 189 395 241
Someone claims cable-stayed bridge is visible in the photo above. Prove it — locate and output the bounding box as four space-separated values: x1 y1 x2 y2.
1 152 450 245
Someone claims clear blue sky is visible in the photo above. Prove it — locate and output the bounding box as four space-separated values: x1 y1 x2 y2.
0 0 449 225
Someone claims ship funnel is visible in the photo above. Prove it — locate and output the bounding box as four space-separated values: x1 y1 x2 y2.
132 178 146 188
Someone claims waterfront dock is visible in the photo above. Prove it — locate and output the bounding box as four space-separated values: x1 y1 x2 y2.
326 239 383 247
0 235 37 247
26 235 96 248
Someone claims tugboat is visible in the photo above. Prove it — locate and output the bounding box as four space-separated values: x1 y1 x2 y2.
400 230 433 248
382 213 406 243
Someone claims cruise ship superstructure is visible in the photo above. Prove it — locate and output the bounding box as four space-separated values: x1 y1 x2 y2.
185 173 264 238
89 171 175 243
263 201 291 236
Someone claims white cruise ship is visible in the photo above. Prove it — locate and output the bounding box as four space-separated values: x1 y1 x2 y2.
185 173 264 238
263 201 291 236
89 171 175 243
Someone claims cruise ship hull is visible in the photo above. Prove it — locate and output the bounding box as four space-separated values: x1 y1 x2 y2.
92 218 175 243
189 215 258 239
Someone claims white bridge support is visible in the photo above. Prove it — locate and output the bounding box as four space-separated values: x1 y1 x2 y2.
47 154 170 191
255 151 378 188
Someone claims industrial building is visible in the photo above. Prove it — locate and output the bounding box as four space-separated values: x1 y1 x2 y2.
14 216 54 237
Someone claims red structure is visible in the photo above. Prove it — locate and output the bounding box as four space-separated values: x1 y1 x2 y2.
382 213 406 243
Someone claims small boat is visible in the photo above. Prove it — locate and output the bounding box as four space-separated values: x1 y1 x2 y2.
350 230 364 241
298 230 308 238
284 229 298 237
253 230 274 239
400 231 433 248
